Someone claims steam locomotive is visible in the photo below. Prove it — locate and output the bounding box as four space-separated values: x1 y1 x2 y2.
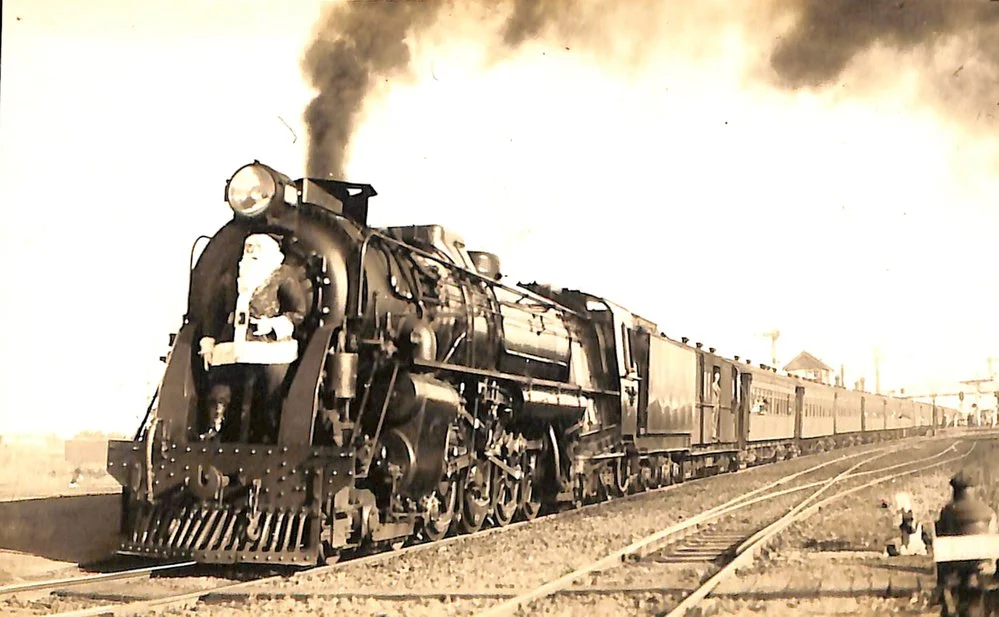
106 162 960 566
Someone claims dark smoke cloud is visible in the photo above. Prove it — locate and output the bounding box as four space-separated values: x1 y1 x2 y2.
502 0 566 47
771 0 999 88
303 0 596 179
302 0 446 179
303 0 999 179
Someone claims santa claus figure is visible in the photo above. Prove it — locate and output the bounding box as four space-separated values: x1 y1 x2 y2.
198 234 308 442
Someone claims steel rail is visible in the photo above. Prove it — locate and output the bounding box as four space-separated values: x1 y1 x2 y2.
473 438 963 617
662 441 979 617
0 561 196 596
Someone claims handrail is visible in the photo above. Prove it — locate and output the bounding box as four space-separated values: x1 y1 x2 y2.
362 230 584 318
184 235 213 321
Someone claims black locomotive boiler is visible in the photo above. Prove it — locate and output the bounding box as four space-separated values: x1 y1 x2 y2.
106 162 957 566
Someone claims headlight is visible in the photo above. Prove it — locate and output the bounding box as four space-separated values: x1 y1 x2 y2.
226 163 278 217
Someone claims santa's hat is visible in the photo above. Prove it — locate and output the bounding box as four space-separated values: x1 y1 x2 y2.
243 233 282 259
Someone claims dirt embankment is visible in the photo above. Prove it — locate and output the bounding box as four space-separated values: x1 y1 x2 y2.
0 438 120 502
0 437 125 587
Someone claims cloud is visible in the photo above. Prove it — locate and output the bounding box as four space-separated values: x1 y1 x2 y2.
768 0 999 136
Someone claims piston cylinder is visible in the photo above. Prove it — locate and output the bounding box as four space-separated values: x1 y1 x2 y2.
372 372 461 497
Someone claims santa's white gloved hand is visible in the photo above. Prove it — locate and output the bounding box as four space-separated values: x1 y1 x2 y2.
252 318 273 336
271 315 294 339
198 337 216 370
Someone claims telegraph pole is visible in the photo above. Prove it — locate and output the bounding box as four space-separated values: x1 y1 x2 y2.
874 347 881 395
759 330 780 367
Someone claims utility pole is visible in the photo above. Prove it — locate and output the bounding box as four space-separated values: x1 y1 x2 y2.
874 347 881 395
759 330 780 367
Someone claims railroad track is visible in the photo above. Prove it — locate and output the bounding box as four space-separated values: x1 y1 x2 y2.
0 562 195 597
204 441 963 607
3 436 968 617
473 439 976 617
659 443 979 617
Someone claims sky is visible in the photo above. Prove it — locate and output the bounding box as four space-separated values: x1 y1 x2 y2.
1 0 997 436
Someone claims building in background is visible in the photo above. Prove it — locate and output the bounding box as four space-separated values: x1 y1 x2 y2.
783 351 833 384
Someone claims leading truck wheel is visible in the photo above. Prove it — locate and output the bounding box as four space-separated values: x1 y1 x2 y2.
420 474 458 542
318 541 340 566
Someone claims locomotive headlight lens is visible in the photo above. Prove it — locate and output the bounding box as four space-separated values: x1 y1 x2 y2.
226 164 277 217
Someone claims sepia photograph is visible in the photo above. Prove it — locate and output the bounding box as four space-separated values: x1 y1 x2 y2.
1 1 998 615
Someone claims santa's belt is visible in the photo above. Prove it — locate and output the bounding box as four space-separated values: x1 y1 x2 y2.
207 340 299 366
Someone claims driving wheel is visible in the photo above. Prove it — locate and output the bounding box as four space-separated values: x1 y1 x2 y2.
518 451 543 521
457 462 491 534
491 462 519 527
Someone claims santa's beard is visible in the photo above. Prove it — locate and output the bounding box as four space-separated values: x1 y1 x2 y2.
237 256 281 295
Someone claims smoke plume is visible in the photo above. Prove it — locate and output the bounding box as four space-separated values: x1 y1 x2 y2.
502 0 566 47
303 0 602 180
771 1 999 124
302 0 445 179
303 0 999 180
